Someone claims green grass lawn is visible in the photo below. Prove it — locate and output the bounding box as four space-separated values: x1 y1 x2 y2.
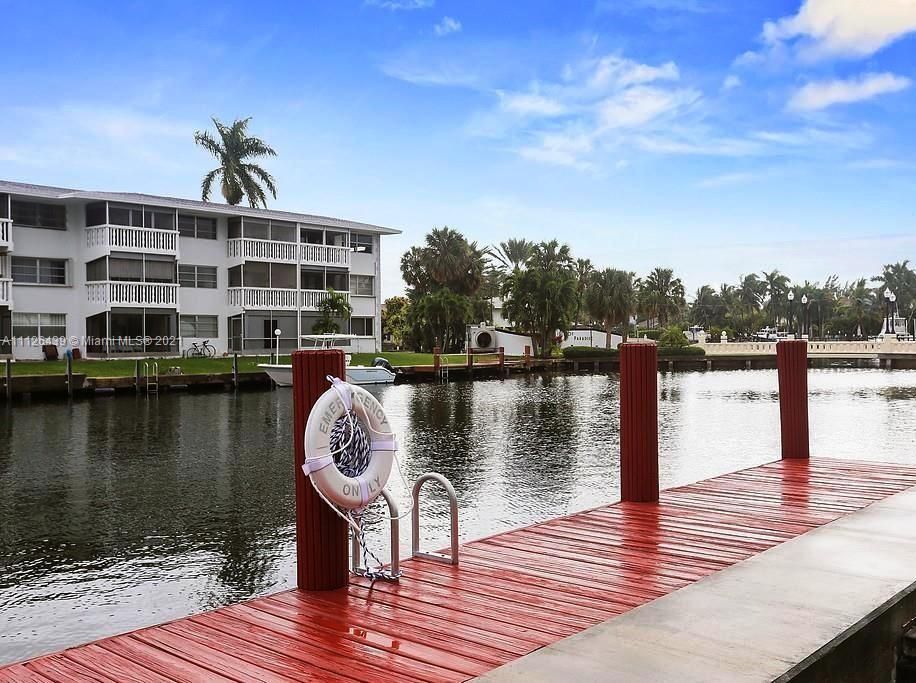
5 351 491 378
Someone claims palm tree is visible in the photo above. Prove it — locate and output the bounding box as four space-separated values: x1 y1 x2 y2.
691 285 718 327
502 240 577 356
638 267 685 328
585 269 636 346
737 274 764 314
839 278 877 338
574 258 594 325
761 269 791 326
194 117 278 207
313 289 353 334
491 238 535 272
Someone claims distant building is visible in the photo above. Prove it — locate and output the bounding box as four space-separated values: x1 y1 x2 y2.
0 180 400 359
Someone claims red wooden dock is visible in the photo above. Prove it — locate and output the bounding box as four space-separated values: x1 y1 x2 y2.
4 456 916 682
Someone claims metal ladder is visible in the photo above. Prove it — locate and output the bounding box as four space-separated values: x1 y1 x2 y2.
438 355 450 383
349 472 459 580
411 473 459 565
143 361 159 395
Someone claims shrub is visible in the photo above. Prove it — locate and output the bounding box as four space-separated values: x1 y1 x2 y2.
639 329 662 341
658 324 689 349
562 345 620 359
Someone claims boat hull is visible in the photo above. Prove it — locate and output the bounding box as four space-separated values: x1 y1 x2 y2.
258 364 395 386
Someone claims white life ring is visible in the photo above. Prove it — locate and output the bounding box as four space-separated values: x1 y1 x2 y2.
302 377 396 510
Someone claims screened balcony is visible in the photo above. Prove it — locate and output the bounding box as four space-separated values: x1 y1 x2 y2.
85 202 179 258
85 254 179 310
226 217 351 267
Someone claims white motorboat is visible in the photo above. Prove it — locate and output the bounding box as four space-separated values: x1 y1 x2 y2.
258 334 397 386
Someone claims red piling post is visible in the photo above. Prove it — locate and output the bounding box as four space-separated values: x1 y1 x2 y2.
776 340 809 459
498 346 505 370
292 349 349 590
620 343 659 503
433 346 441 374
524 345 531 369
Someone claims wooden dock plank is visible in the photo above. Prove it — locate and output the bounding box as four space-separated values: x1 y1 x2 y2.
4 456 916 682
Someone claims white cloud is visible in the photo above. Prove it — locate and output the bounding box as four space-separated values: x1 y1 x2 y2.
433 16 461 36
365 0 434 10
722 75 742 90
597 86 700 129
586 55 679 90
757 0 916 62
634 134 763 157
497 90 568 117
518 131 596 169
787 72 911 111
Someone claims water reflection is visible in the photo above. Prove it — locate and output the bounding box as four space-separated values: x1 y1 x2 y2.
2 368 916 663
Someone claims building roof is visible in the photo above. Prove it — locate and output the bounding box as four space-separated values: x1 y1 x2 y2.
0 180 401 235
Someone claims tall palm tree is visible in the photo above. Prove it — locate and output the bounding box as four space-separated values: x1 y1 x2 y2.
638 267 685 328
574 258 594 325
690 285 718 327
761 269 791 325
491 238 535 272
585 268 636 345
194 117 278 207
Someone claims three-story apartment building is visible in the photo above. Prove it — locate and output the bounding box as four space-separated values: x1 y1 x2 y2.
0 180 399 359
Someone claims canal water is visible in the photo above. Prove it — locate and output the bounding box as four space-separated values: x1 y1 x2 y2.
2 368 916 664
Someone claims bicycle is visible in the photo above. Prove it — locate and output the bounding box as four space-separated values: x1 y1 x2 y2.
184 339 216 358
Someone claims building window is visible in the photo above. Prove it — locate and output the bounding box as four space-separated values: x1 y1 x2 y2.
11 201 66 230
180 315 218 338
11 257 67 285
12 313 66 339
350 317 374 337
350 274 374 297
178 214 217 239
352 233 373 254
108 205 144 227
178 264 218 288
108 255 176 283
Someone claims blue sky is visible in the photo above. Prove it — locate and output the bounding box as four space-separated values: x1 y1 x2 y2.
2 0 915 298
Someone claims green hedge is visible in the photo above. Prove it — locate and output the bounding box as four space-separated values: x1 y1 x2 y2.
562 346 619 359
657 345 706 357
638 329 662 341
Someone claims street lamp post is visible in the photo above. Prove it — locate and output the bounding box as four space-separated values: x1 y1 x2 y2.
787 291 795 336
884 288 893 335
801 293 808 338
890 293 897 335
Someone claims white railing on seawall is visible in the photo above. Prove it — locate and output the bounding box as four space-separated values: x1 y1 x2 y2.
699 339 916 356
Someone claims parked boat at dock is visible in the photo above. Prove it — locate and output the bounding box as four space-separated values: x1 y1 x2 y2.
258 334 397 386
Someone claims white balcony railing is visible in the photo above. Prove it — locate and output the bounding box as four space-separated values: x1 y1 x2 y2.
228 287 348 311
87 281 180 308
0 219 11 251
86 225 179 255
301 243 351 267
0 279 11 307
227 238 351 268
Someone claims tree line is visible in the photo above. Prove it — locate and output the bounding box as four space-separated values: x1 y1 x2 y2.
382 228 916 356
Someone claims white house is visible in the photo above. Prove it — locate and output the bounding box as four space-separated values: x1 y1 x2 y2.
0 180 399 359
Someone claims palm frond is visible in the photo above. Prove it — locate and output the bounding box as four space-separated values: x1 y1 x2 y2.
200 168 221 202
242 164 278 199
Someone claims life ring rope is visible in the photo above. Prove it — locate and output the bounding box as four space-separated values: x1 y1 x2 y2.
301 375 414 541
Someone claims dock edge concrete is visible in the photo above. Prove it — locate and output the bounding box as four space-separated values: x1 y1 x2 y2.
476 484 916 682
